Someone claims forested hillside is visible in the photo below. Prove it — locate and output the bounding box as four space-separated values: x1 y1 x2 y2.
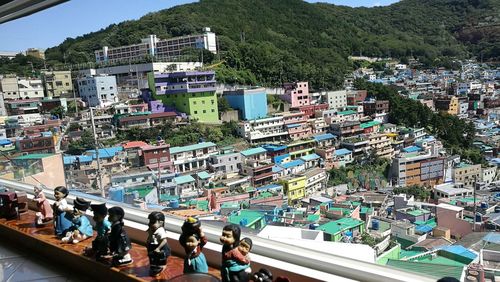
38 0 500 88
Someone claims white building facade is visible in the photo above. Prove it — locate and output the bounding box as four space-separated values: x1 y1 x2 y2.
77 75 118 108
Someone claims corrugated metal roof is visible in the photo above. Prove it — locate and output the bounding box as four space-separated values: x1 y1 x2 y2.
385 259 464 280
170 142 217 154
280 159 305 169
300 153 321 162
313 133 336 142
335 148 352 156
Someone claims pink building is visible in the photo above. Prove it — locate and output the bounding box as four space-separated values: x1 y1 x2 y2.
436 203 473 239
281 82 310 108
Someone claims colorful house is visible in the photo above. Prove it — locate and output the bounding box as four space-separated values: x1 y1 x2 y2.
152 71 219 123
318 218 365 242
223 87 268 120
228 209 267 230
281 175 307 205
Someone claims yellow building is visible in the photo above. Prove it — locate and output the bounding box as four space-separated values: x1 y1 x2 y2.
41 70 74 98
448 96 459 115
281 175 307 206
26 48 45 60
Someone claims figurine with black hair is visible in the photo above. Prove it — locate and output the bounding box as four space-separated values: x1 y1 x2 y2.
84 203 111 260
179 217 208 274
62 197 93 244
52 186 73 238
108 206 133 266
33 185 53 226
251 268 273 282
147 211 170 276
220 224 245 282
223 237 253 282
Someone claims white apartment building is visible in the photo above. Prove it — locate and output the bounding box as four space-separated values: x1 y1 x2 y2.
238 116 289 143
170 142 218 174
304 168 327 196
17 78 44 99
326 90 347 110
482 167 497 185
94 27 217 64
77 75 118 108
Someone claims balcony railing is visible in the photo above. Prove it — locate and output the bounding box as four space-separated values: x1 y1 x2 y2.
0 178 435 282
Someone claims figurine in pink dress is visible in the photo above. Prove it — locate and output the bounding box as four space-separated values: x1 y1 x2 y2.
34 186 53 226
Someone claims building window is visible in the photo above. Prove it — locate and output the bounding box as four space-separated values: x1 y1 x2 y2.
194 111 198 114
211 109 215 112
203 110 206 113
193 101 197 105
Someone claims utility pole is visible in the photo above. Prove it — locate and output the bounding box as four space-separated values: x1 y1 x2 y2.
157 160 162 204
90 107 104 198
473 179 478 232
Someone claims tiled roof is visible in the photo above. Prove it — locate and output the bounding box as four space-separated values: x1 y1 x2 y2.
122 141 148 149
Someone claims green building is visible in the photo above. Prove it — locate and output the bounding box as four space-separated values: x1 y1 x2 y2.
318 217 365 242
228 209 267 230
150 71 219 123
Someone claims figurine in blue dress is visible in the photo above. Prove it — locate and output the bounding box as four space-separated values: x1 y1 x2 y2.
52 186 73 238
62 197 93 244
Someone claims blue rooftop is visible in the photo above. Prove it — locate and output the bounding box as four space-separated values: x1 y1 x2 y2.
273 153 290 164
261 144 287 152
240 147 267 157
438 245 477 261
335 148 352 156
313 133 336 142
63 155 93 165
300 153 321 162
174 175 195 185
403 146 422 153
286 124 301 129
256 184 283 191
415 225 433 234
0 139 12 146
280 159 305 169
86 146 123 159
272 165 283 173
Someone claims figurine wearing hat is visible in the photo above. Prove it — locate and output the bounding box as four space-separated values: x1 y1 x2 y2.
62 197 93 244
84 203 111 260
108 206 133 266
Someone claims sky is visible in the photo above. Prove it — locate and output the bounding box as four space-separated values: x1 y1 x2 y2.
0 0 399 52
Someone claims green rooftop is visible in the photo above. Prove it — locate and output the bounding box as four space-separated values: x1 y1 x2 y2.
409 255 466 267
170 142 216 154
360 120 382 129
175 175 195 185
228 210 265 226
126 186 154 198
385 260 464 280
318 217 364 235
338 110 357 116
406 209 431 217
13 153 54 160
307 214 320 222
197 171 211 179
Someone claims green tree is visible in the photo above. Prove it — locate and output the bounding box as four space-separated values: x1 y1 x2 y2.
218 97 232 113
50 106 66 119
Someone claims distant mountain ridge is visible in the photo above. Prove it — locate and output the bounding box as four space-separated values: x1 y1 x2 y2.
45 0 499 88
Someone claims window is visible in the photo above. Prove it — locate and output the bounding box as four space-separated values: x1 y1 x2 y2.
203 110 206 113
194 111 198 114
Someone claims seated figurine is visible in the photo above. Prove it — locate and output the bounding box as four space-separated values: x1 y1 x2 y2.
147 211 170 276
84 203 111 261
52 186 73 238
62 197 93 244
108 206 133 266
33 186 53 226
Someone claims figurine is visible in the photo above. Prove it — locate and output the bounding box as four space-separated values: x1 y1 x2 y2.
220 224 241 282
179 217 208 274
34 186 53 226
62 197 93 244
223 237 252 282
147 211 170 276
52 186 73 238
108 206 133 266
84 203 111 260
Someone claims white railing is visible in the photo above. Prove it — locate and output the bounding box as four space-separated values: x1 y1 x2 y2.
0 178 435 282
